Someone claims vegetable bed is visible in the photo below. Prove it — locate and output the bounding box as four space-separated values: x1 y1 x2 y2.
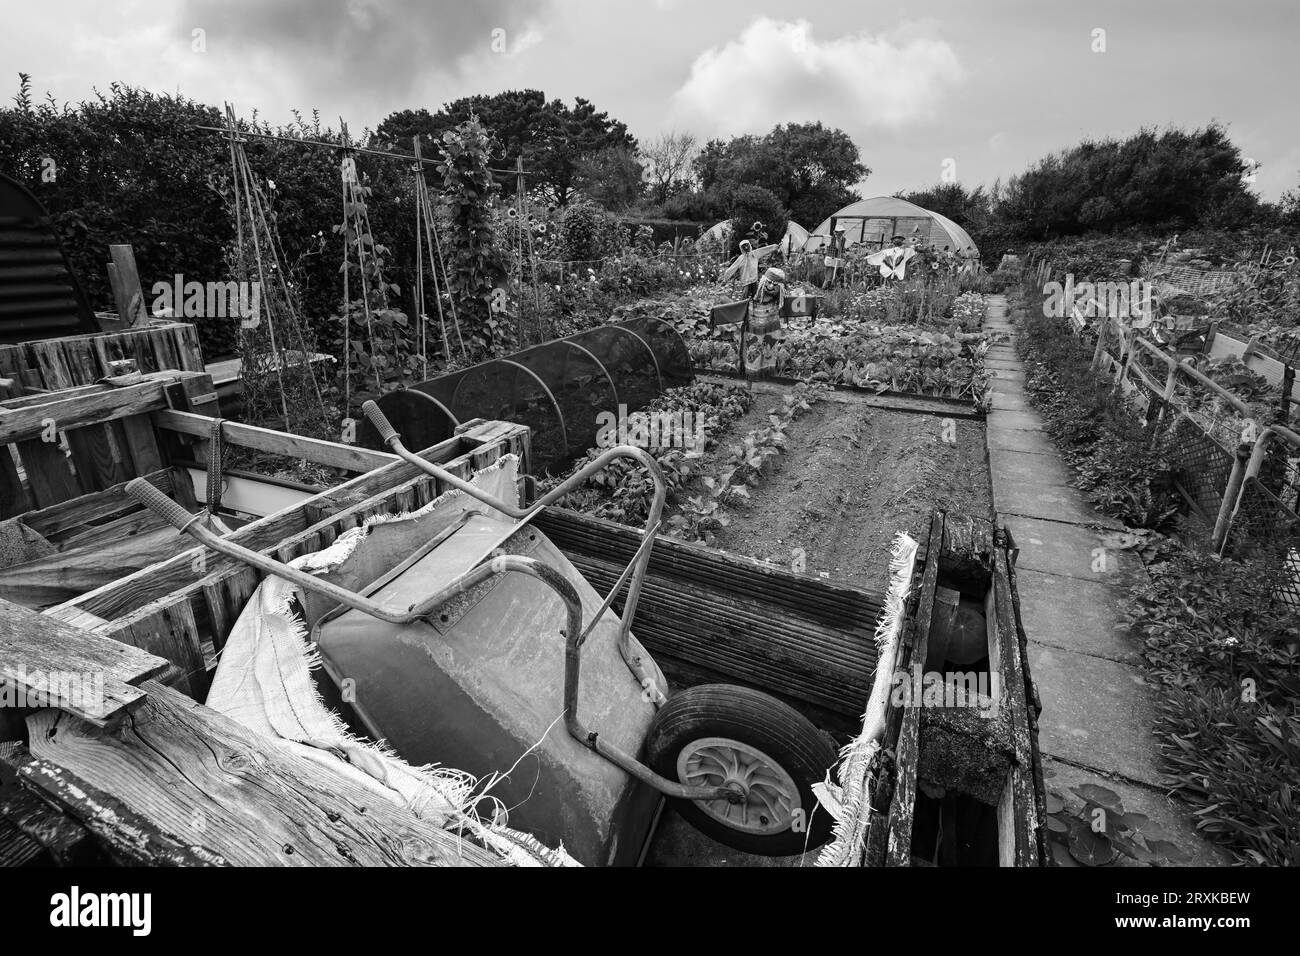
544 378 993 592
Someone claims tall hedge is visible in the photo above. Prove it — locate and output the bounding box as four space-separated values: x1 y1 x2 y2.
0 78 417 360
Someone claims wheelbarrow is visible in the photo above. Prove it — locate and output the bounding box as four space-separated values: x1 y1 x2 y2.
124 402 836 865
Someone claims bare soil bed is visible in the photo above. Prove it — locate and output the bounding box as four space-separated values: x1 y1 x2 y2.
693 386 993 591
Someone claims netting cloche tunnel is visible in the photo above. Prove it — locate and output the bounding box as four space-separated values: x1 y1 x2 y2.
358 317 693 473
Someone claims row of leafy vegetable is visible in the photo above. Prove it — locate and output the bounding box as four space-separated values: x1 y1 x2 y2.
676 283 993 400
539 380 827 546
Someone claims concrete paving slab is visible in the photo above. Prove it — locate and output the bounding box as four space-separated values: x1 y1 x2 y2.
988 427 1058 456
990 391 1031 412
1015 568 1139 664
1007 515 1142 584
995 475 1124 529
1028 643 1162 787
989 445 1075 487
987 408 1045 432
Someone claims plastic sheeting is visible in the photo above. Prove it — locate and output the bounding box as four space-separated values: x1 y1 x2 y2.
362 317 692 474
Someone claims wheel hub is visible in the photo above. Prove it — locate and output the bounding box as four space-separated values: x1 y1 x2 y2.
677 736 801 835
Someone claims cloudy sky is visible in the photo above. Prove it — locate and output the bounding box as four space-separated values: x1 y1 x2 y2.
4 0 1296 201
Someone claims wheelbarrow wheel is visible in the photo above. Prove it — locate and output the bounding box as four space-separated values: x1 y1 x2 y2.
645 683 837 856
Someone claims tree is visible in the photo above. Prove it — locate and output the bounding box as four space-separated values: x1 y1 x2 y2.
373 107 439 152
896 182 991 231
1281 174 1300 229
574 146 644 211
378 91 637 206
990 124 1260 240
641 131 698 204
690 124 867 227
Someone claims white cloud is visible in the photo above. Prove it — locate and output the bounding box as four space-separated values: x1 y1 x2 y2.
670 18 963 136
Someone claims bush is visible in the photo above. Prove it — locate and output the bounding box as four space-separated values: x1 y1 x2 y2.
557 198 626 262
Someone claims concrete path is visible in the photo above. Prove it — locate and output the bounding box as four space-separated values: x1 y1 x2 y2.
982 294 1227 866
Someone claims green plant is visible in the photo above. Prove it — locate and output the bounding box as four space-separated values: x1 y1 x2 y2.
1120 543 1300 865
437 118 508 353
541 381 755 528
1044 782 1192 866
666 382 826 544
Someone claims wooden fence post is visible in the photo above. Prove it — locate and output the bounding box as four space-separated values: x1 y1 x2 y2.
108 244 149 327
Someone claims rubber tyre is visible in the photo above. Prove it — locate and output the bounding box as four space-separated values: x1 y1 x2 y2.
645 683 838 856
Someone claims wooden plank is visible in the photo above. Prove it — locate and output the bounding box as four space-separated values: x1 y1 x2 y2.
12 747 223 866
24 682 504 866
29 341 73 391
119 412 165 475
106 262 125 325
19 468 170 539
14 437 81 508
66 421 134 492
101 601 208 699
885 511 943 867
0 380 170 444
0 382 103 411
175 322 205 371
109 244 148 326
0 445 30 518
992 547 1041 866
153 409 398 474
0 597 168 727
163 370 220 417
0 779 100 864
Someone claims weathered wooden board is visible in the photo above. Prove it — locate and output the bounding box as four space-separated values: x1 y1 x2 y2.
19 467 174 540
0 779 99 865
0 445 30 518
24 683 503 866
0 322 204 393
153 409 398 474
884 511 943 867
0 379 171 444
0 597 168 727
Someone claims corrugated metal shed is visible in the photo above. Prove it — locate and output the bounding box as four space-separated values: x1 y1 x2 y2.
0 172 99 346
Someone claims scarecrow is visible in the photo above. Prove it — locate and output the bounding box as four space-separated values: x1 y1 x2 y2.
743 266 788 377
866 235 917 282
721 236 778 298
822 224 848 288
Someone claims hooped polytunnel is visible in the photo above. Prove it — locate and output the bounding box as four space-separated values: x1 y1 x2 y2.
358 317 693 473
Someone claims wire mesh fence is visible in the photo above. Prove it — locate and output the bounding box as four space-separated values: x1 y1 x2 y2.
1154 411 1236 522
1226 477 1300 607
